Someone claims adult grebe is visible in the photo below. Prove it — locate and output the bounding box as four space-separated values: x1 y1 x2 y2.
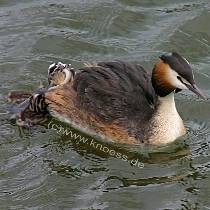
29 52 205 145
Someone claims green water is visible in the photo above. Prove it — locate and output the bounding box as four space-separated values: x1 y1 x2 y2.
1 0 210 209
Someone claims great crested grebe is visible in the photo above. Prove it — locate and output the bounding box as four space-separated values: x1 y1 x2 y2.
23 52 206 144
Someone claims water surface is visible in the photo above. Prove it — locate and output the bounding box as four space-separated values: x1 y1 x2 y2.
1 0 210 209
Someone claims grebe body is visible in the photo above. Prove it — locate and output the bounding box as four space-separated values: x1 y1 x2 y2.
38 52 205 145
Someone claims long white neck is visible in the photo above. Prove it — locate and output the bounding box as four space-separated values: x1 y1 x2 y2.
157 93 177 115
148 93 186 144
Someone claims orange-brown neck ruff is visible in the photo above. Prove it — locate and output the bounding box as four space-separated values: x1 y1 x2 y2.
152 59 176 97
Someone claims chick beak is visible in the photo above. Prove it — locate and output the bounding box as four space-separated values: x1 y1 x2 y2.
185 83 206 100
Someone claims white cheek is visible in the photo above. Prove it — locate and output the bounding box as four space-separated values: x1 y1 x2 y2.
173 78 188 90
167 69 188 90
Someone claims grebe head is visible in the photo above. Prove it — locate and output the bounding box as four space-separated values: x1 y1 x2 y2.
48 62 75 86
152 52 206 99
